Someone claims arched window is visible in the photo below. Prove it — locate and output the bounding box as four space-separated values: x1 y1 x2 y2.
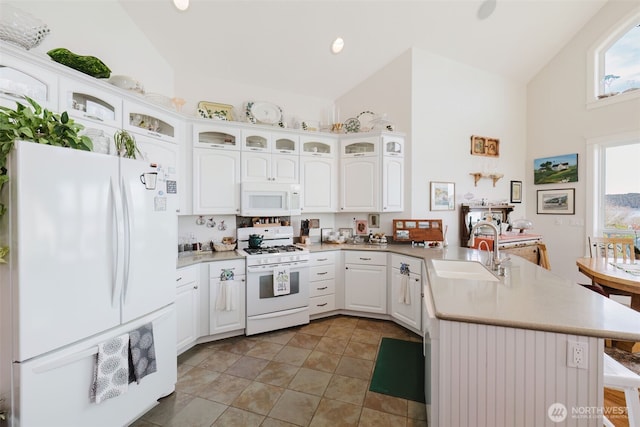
587 8 640 107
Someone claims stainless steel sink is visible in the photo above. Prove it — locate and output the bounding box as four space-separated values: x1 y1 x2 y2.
431 259 499 282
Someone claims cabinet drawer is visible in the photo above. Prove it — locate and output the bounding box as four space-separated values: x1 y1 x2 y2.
311 251 336 265
310 265 335 282
344 251 387 265
209 259 246 278
390 254 422 275
309 294 335 315
309 279 335 297
176 265 198 286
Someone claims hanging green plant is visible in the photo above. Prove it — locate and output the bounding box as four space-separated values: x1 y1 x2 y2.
113 129 142 159
0 97 93 263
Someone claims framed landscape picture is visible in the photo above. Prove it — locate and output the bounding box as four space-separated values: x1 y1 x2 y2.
430 181 455 211
537 188 575 215
534 153 578 184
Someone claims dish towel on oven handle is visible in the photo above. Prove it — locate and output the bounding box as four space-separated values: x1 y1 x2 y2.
398 262 411 305
90 333 129 404
273 265 291 296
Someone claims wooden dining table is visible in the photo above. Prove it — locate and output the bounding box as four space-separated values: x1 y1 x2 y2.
577 257 640 351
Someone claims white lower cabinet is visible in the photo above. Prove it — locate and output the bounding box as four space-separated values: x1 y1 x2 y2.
309 252 337 315
390 255 422 331
344 251 387 314
175 265 199 354
209 259 246 335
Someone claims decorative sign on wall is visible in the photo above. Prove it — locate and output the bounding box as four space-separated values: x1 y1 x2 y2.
470 135 500 157
533 153 578 184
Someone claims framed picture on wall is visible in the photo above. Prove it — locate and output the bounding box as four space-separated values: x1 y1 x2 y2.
533 153 578 184
510 181 522 203
430 181 455 211
537 188 575 215
355 220 369 235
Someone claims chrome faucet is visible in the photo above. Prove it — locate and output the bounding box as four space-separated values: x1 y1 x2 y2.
468 220 501 271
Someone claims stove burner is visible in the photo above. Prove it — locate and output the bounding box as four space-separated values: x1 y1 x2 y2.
243 245 303 255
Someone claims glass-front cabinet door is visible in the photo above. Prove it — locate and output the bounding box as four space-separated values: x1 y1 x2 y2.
272 133 298 154
241 129 270 151
300 135 337 158
383 135 404 157
341 136 378 157
123 101 178 143
59 77 121 128
193 123 241 150
0 56 58 110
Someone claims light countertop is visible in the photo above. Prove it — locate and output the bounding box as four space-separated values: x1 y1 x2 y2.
178 243 640 341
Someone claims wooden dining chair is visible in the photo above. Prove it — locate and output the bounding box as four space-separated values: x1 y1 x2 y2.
589 237 636 262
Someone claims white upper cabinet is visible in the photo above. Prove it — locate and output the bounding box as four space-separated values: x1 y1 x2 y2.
0 53 57 111
339 133 404 213
241 129 299 183
58 77 122 128
382 135 404 212
192 147 241 215
300 135 338 212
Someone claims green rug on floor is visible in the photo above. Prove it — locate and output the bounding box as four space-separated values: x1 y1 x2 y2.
370 337 425 403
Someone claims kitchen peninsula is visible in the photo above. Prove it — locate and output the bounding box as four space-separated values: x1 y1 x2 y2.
179 243 640 427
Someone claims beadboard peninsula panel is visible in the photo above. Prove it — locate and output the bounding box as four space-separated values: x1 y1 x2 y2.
436 320 603 427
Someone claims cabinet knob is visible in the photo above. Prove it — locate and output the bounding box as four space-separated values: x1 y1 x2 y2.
176 277 182 281
193 285 198 289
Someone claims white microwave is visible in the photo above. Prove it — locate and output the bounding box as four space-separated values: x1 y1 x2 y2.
241 182 302 217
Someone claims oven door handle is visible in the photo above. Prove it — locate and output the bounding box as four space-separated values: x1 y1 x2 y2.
248 306 308 320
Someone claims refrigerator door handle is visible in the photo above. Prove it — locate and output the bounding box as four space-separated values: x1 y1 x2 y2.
111 176 125 308
122 177 135 305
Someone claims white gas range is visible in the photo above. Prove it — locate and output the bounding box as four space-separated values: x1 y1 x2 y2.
237 226 310 335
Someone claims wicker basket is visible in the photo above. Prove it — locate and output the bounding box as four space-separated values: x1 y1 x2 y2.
213 242 236 252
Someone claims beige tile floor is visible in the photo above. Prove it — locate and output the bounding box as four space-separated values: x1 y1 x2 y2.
131 315 427 427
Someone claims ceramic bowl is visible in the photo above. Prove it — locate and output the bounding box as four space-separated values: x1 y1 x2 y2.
108 75 144 94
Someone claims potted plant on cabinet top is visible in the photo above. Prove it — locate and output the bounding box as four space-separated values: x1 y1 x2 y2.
113 129 142 159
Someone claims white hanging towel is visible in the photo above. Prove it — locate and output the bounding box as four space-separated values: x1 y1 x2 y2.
398 274 411 305
273 266 291 296
215 281 236 311
90 333 129 404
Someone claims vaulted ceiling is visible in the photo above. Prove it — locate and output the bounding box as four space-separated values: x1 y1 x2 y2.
121 0 608 100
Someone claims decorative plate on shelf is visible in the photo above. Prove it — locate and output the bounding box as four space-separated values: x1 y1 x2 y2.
357 111 376 132
246 101 283 125
343 117 360 133
198 101 234 121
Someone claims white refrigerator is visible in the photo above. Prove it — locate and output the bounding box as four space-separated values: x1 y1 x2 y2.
0 141 178 427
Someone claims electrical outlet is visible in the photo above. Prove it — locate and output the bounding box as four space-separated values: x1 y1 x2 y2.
567 340 588 369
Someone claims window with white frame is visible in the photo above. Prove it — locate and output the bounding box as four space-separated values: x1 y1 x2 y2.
587 8 640 106
588 136 640 250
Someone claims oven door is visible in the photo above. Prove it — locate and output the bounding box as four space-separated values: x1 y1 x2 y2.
246 261 309 317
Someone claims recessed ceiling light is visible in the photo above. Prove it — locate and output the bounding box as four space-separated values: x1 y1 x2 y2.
174 0 189 11
331 37 344 54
